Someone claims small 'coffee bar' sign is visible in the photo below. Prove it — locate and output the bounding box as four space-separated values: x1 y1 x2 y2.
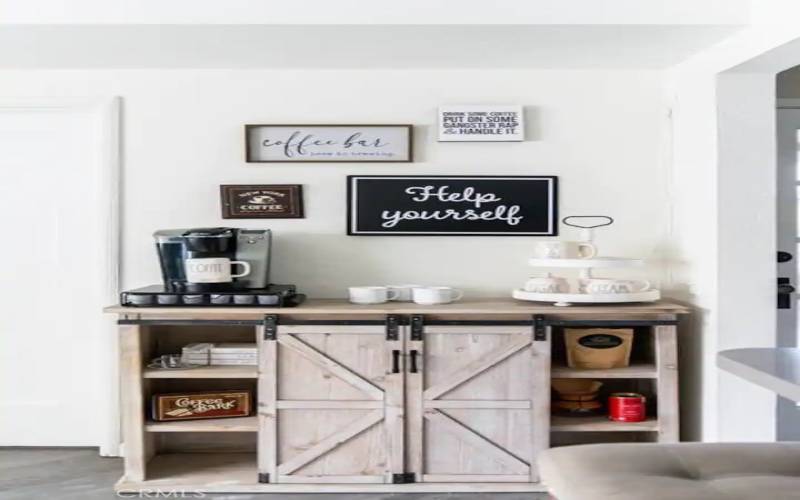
348 175 557 236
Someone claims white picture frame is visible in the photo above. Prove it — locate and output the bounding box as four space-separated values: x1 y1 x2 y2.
438 105 524 142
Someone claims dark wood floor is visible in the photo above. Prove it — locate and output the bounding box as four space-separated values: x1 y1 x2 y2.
0 448 549 499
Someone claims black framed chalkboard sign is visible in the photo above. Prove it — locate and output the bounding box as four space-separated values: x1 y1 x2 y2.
347 175 558 236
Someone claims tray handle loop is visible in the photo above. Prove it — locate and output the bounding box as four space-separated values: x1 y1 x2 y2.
562 215 614 229
562 216 614 246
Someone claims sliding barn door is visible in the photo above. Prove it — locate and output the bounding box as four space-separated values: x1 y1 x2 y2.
407 320 550 483
258 319 404 484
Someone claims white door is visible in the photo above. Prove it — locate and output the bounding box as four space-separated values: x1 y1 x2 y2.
776 104 800 440
0 100 119 449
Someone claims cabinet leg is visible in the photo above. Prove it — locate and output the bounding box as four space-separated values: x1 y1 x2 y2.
655 324 679 443
120 324 152 481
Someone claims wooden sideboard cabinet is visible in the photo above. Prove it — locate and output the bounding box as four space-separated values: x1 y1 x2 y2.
107 299 688 493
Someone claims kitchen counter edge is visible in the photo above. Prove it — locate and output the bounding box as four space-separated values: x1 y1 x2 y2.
104 298 691 316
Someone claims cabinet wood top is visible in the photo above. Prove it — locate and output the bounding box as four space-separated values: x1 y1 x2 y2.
105 298 690 317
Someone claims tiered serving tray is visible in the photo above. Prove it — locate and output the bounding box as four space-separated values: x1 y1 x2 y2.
513 257 660 307
527 257 645 269
512 289 661 306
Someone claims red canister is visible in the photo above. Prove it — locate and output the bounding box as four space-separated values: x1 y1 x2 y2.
608 392 646 422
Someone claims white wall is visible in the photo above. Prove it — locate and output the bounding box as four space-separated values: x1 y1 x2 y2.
666 17 800 441
716 73 778 441
664 69 720 440
666 66 781 443
1 69 669 297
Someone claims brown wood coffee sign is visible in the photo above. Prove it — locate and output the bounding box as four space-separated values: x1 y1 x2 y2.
220 184 304 219
151 391 252 421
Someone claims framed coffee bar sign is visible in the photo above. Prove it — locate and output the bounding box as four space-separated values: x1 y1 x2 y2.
220 184 304 219
245 124 413 162
348 175 557 236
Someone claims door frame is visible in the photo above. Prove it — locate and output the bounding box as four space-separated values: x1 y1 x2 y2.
775 99 800 440
775 99 800 350
0 97 122 455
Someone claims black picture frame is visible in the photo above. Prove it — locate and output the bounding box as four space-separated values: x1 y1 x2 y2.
220 184 304 219
347 175 558 236
245 124 413 163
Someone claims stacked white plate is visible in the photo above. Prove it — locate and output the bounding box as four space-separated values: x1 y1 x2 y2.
513 257 660 307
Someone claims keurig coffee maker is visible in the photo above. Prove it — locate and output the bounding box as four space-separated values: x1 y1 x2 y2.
120 227 303 307
154 227 271 292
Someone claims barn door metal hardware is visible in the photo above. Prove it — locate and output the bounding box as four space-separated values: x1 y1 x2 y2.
386 315 402 340
533 315 547 341
411 315 424 341
392 472 416 483
263 315 278 340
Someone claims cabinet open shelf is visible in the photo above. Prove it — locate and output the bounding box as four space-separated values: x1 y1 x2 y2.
551 363 657 379
145 416 258 433
551 415 658 432
116 452 545 493
143 366 258 379
117 453 256 490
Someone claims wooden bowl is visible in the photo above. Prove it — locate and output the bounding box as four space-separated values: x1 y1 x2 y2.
552 379 603 398
553 399 603 412
559 391 600 402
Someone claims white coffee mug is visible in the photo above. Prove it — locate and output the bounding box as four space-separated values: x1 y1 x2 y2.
386 285 421 302
533 241 597 259
412 286 464 305
524 274 570 293
580 278 650 294
184 258 251 284
348 286 399 304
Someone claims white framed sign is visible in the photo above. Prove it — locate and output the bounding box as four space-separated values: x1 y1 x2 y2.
438 105 524 142
245 124 413 162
